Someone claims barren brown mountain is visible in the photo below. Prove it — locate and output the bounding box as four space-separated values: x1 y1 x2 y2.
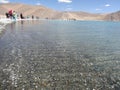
0 3 120 21
53 11 105 20
103 11 120 21
0 3 58 19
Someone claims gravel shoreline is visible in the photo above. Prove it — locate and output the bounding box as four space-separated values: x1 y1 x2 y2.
0 23 5 34
0 19 14 34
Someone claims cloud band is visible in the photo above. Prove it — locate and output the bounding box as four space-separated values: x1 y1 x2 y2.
0 0 9 3
58 0 72 3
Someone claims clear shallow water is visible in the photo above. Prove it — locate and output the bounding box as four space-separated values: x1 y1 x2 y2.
0 20 120 89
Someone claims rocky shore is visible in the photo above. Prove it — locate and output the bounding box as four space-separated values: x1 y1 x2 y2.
0 22 5 34
0 19 15 34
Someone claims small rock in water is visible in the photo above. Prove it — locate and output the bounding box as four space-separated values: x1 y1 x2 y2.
35 85 38 88
22 88 25 90
111 85 114 88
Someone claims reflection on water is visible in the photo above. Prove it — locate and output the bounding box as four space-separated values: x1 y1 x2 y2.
0 20 120 89
21 20 24 25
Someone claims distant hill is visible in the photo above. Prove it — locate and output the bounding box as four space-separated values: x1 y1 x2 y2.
0 3 58 19
103 11 120 21
0 3 120 21
53 11 105 20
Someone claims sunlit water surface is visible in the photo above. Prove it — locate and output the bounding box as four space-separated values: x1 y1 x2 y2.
0 20 120 90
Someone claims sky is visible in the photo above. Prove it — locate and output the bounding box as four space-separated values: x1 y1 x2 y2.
0 0 120 13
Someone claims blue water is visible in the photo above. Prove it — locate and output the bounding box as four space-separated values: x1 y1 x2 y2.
40 20 120 57
0 20 120 89
46 20 120 70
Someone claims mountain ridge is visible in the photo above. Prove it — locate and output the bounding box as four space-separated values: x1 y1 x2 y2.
0 3 120 21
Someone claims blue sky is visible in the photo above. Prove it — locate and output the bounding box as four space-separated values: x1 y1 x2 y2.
0 0 120 13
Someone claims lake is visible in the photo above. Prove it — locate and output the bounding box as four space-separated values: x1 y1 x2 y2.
0 20 120 90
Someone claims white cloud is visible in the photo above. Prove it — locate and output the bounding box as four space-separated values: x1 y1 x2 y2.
105 4 111 7
58 0 72 3
0 0 9 3
96 8 102 11
36 2 41 5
